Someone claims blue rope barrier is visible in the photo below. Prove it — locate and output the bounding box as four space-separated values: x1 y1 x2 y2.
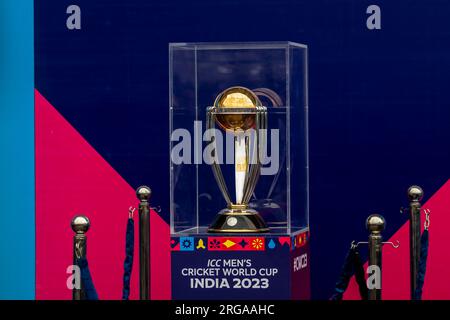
413 229 429 300
122 217 135 300
354 248 368 300
75 257 98 300
330 246 367 300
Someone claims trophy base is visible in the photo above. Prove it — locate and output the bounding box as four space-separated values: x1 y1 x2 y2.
208 208 269 233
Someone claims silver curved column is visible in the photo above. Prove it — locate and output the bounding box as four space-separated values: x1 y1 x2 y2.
366 214 385 301
407 185 423 300
71 215 90 300
136 186 151 300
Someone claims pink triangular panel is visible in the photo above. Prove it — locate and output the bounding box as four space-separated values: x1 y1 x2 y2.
35 90 171 300
344 179 450 300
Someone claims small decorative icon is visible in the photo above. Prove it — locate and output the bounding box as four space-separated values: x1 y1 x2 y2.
251 238 264 250
268 239 276 249
179 237 194 251
222 239 236 248
209 239 221 249
295 233 308 248
170 238 180 251
278 237 290 247
196 239 206 250
238 239 248 248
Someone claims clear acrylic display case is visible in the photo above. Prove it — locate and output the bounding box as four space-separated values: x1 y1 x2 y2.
170 42 308 235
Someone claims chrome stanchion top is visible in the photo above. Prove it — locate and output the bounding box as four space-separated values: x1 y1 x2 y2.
71 215 90 235
136 186 152 202
408 185 424 202
366 214 385 234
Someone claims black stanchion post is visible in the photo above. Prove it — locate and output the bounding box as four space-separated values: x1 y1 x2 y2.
407 185 423 300
366 214 385 301
136 186 151 300
71 215 90 300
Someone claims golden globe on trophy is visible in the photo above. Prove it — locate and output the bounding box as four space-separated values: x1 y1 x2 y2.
207 86 269 233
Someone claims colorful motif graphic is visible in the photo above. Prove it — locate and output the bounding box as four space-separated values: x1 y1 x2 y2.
171 234 310 252
196 239 206 250
278 237 291 247
268 239 276 249
179 237 194 251
170 238 180 251
251 238 264 250
207 237 265 251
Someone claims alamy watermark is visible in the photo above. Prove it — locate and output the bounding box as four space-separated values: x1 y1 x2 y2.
171 121 280 176
66 264 81 290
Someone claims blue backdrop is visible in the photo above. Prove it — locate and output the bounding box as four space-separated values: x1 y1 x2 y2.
1 0 449 299
0 0 35 299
